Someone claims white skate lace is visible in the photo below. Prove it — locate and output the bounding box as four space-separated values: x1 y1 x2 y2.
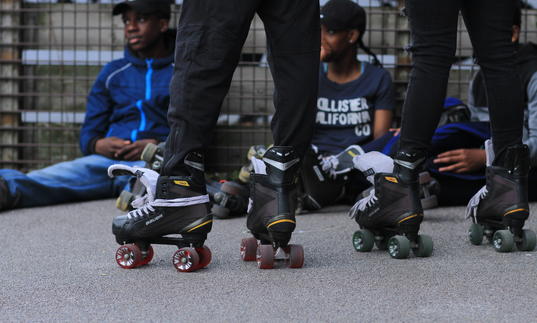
127 195 210 219
349 189 377 219
320 155 340 179
465 185 488 220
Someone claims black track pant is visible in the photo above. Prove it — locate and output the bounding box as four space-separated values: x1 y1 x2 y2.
162 0 320 176
400 0 523 158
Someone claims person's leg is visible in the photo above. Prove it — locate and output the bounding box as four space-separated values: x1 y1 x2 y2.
162 0 260 176
242 1 319 261
462 1 534 251
462 0 524 157
112 1 262 270
0 155 142 209
257 0 320 158
349 1 461 258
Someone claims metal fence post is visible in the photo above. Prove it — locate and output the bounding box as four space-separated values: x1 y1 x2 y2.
0 0 21 169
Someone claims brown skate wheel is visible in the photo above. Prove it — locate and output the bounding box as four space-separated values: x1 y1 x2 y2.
240 237 258 261
139 245 154 266
115 244 142 269
196 246 212 269
173 248 200 272
288 244 304 268
256 244 274 269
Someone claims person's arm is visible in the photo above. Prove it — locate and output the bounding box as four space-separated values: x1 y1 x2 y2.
373 69 395 139
524 72 537 166
373 109 393 139
433 148 486 173
79 64 115 156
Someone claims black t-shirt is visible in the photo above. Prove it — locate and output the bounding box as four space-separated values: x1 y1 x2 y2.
312 62 395 155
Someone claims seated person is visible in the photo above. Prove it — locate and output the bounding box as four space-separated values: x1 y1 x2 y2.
299 0 394 210
0 0 174 211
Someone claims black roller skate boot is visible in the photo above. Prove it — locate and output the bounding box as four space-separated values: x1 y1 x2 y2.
240 146 304 269
109 152 213 272
116 142 166 212
466 140 536 252
349 151 433 259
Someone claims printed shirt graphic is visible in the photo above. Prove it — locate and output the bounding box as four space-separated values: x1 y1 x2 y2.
312 62 395 155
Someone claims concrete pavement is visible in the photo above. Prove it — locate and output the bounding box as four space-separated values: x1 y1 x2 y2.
1 200 537 322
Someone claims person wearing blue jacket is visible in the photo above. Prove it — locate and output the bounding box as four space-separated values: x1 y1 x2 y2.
0 1 174 211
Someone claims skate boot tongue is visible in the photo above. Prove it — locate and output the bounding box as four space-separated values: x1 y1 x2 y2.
353 151 394 184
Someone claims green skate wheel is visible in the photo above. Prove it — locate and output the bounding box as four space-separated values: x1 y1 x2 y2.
116 190 134 212
468 223 484 245
517 229 537 252
375 237 388 250
352 230 374 252
141 143 158 163
387 236 410 259
492 230 514 253
412 235 433 257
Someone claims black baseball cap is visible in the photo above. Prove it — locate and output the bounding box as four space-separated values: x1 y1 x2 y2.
320 0 366 32
113 0 172 20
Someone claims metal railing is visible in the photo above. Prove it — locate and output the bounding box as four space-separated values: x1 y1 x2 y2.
1 0 536 172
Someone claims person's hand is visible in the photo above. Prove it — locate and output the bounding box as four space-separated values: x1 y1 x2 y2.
433 149 486 173
95 137 131 159
115 139 158 161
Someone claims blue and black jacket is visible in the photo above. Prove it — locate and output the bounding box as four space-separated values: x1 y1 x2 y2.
80 32 174 155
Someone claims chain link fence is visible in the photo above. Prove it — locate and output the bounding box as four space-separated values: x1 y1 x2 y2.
1 0 536 172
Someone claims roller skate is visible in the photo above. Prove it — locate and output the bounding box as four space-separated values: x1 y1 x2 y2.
319 144 365 178
109 152 213 272
349 151 434 259
296 145 348 212
240 146 304 269
116 142 165 211
466 140 536 252
357 171 439 210
211 181 250 219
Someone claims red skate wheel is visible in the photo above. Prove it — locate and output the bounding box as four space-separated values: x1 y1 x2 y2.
173 248 200 272
196 246 212 269
115 244 142 269
256 244 274 269
288 244 304 269
139 245 154 266
240 237 258 261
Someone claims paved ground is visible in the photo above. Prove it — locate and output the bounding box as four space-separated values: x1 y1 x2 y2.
1 200 537 322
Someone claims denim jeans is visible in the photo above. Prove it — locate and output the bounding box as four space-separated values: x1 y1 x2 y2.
0 155 143 209
399 0 523 157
